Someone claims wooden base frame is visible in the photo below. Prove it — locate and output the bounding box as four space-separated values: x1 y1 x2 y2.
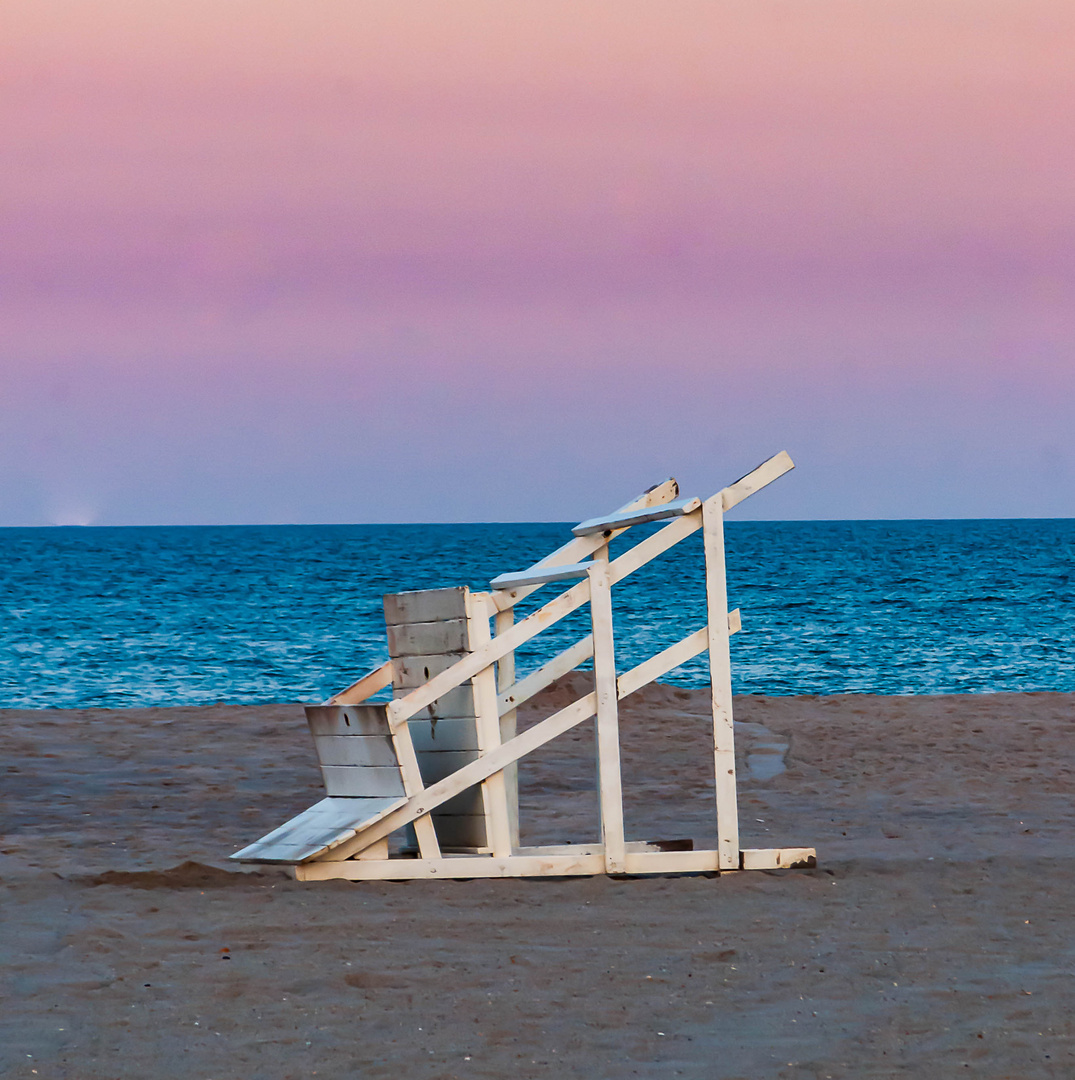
231 453 817 883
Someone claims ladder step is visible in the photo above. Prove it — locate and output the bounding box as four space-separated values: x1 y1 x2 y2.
571 496 701 537
490 560 593 591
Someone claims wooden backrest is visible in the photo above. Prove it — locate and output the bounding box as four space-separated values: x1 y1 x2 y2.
303 703 406 799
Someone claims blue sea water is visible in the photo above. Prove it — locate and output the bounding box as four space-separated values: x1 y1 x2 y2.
1 519 1072 709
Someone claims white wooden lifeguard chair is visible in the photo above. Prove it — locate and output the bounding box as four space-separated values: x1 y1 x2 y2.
231 452 816 880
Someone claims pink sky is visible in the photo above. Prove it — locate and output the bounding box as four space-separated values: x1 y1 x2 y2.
2 1 1073 524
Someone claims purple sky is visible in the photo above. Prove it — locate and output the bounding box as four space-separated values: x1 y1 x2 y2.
2 1 1073 524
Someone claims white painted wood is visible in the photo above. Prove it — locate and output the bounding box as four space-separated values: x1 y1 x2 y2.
414 749 479 783
387 704 441 861
720 451 794 512
320 765 407 798
408 717 481 752
703 493 740 870
489 478 680 613
306 704 393 738
490 560 593 590
230 795 407 864
496 634 594 714
494 605 520 848
571 496 702 537
325 662 393 706
622 849 721 874
386 618 470 657
739 847 817 870
312 734 398 768
354 838 389 861
466 591 514 858
383 587 469 626
427 815 492 851
589 558 625 873
296 851 607 881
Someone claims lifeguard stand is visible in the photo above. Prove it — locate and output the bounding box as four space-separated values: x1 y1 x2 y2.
232 452 815 880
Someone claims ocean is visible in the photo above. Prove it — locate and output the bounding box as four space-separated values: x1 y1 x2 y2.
1 519 1072 709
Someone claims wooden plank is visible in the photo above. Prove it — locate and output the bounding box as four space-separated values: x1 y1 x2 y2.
387 576 593 727
703 493 740 870
496 634 594 714
383 587 469 626
387 700 442 861
740 847 817 870
326 662 393 706
386 618 469 658
590 559 626 873
230 795 406 864
467 591 514 857
622 849 721 874
320 765 407 798
494 605 520 847
312 734 398 768
306 704 392 738
720 451 794 512
297 851 607 881
489 560 593 591
428 814 489 851
489 478 680 613
414 749 479 783
571 496 702 537
408 717 480 752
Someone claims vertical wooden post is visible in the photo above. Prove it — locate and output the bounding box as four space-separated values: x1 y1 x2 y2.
468 593 514 857
389 711 441 861
494 606 520 848
588 557 626 874
702 494 740 869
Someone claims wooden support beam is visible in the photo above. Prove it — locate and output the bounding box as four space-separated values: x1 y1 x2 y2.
494 606 520 848
326 661 393 706
703 493 739 870
496 634 594 714
719 451 794 512
571 496 701 537
466 591 514 858
589 557 626 874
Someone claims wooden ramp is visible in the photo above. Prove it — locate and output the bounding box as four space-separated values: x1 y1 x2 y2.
231 452 817 880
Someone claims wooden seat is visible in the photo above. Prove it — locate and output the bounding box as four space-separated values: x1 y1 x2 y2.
231 703 407 863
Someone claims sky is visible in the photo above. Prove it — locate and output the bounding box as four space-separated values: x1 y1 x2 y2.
1 0 1073 525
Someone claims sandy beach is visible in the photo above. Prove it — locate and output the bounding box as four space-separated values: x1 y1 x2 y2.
3 680 1074 1078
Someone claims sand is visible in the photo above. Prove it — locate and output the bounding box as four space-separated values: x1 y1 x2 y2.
2 681 1074 1078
